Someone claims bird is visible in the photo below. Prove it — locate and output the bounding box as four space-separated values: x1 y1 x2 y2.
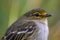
2 8 52 40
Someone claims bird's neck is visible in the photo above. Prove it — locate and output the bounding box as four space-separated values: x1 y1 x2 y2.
33 18 48 25
26 18 48 25
40 19 48 25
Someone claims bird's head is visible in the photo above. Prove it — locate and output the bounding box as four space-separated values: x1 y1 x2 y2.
23 8 52 21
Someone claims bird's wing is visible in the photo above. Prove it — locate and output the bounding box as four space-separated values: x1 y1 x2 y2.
2 21 37 40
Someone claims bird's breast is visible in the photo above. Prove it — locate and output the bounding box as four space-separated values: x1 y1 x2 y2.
33 20 49 40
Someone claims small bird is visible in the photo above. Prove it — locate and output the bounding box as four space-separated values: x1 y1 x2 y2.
2 8 51 40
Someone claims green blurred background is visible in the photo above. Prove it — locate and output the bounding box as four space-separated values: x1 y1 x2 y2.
0 0 60 40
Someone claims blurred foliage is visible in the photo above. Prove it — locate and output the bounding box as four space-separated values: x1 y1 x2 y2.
0 0 60 40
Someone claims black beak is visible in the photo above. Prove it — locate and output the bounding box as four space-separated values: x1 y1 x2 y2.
45 14 52 17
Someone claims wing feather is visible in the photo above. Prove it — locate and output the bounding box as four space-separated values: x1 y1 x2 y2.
2 21 36 40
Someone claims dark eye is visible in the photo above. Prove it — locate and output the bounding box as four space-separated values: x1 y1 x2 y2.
32 12 40 17
33 13 40 17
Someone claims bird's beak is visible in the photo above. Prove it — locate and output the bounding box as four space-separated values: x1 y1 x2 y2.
45 13 52 17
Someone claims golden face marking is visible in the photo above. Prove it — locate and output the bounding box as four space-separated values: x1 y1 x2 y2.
32 11 47 18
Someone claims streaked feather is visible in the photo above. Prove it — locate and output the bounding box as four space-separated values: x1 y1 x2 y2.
2 21 36 40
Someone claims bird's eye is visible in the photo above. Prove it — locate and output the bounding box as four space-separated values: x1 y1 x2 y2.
32 12 41 17
33 13 40 17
